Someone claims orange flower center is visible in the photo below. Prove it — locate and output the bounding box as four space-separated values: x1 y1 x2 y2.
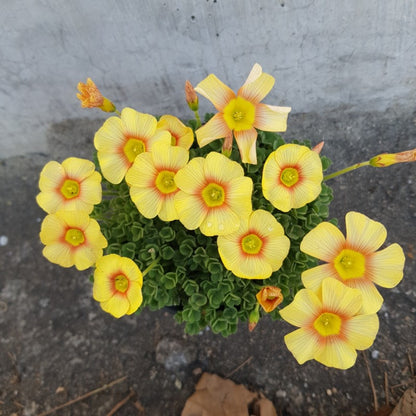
64 228 85 246
241 233 263 255
124 138 145 163
114 274 129 293
313 312 342 336
202 183 225 207
334 249 366 280
223 96 256 131
280 167 299 187
60 179 80 199
155 170 177 194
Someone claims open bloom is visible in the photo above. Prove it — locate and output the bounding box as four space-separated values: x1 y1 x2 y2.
77 78 115 112
256 286 284 313
94 107 171 184
174 152 253 236
36 157 102 214
300 211 405 314
157 115 194 150
194 63 291 164
262 144 323 212
93 254 143 318
280 278 379 369
40 211 107 270
217 209 290 279
125 143 189 221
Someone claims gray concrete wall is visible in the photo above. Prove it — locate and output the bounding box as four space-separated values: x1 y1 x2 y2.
1 0 415 158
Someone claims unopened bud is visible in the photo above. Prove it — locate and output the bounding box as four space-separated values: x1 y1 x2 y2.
312 141 324 154
185 80 199 111
369 148 416 167
248 307 260 332
256 286 283 313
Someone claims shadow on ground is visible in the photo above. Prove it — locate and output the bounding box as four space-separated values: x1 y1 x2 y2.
1 109 415 416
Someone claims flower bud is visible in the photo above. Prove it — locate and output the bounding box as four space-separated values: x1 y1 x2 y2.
77 78 116 112
185 80 199 111
256 286 283 313
369 148 416 167
248 307 260 332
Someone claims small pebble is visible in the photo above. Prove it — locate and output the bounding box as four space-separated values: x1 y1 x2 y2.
174 378 182 390
276 389 287 398
0 235 8 246
371 350 380 359
326 388 332 396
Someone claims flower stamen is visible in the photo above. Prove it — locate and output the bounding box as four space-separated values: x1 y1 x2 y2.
313 312 342 336
64 228 85 246
202 183 225 207
334 249 366 280
280 167 299 187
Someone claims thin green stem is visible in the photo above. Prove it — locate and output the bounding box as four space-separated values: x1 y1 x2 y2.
323 160 370 181
193 110 201 129
142 257 160 277
115 109 121 116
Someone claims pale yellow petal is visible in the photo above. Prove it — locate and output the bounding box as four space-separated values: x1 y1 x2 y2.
284 328 322 365
120 256 143 286
344 314 379 350
121 108 157 139
279 289 322 327
302 263 339 292
205 151 244 183
345 211 387 254
42 243 73 268
93 269 115 302
195 113 231 147
315 338 357 369
298 150 324 182
83 219 107 249
129 187 162 219
73 246 101 271
200 206 240 236
174 192 207 230
234 128 258 164
146 130 172 151
39 214 65 244
321 277 362 317
217 236 242 273
241 63 263 86
94 116 125 152
95 254 121 273
61 157 95 180
226 176 253 218
158 194 179 222
100 294 130 318
36 192 63 214
254 103 291 132
346 279 383 314
174 157 206 194
261 235 290 271
125 152 157 188
151 142 189 171
126 282 143 314
79 171 102 205
368 243 405 288
263 185 293 213
39 161 65 190
57 211 90 229
238 71 275 104
291 181 322 209
301 222 345 262
195 73 235 111
97 151 129 184
232 255 273 280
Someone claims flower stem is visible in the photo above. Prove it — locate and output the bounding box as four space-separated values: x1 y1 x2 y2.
194 110 201 129
115 109 121 116
323 160 370 181
142 257 160 277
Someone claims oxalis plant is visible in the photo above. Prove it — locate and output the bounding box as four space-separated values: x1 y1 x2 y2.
36 64 415 370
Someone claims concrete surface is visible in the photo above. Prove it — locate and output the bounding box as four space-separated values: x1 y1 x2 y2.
1 0 416 157
0 109 415 415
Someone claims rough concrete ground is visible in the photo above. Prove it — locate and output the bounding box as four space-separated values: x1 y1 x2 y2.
0 110 415 416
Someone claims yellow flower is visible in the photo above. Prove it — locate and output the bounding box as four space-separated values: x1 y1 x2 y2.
369 147 416 167
39 211 107 270
280 278 379 369
157 115 194 150
36 157 102 214
256 286 284 313
194 63 291 164
94 108 171 184
300 211 405 314
262 144 323 212
217 209 289 279
93 254 143 318
125 143 189 221
77 78 115 112
174 152 253 236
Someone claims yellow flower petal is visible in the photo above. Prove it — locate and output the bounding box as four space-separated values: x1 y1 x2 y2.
42 243 73 268
254 103 291 132
145 129 172 151
93 269 114 302
121 108 157 139
200 206 240 236
120 257 143 286
38 161 65 189
321 278 362 317
73 246 102 271
314 337 357 369
345 211 387 254
279 289 322 328
195 113 231 147
284 328 322 365
126 282 143 314
61 157 95 180
125 152 157 187
204 151 245 183
195 73 235 111
174 192 207 230
301 222 346 262
97 151 129 184
346 279 384 314
302 263 339 292
158 194 178 221
234 128 258 164
344 314 379 350
100 294 130 318
152 143 189 171
94 116 125 152
238 69 275 104
368 243 405 288
174 157 206 194
157 115 194 150
129 187 162 219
